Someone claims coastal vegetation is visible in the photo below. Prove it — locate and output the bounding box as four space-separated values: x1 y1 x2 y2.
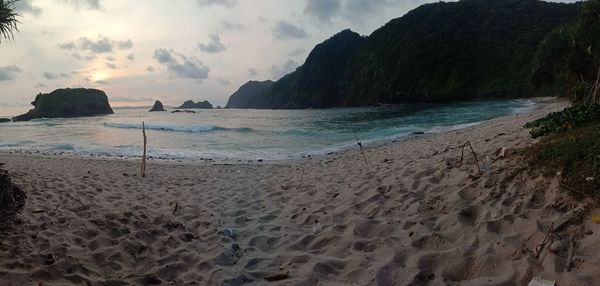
0 0 24 215
13 88 114 121
525 0 600 199
227 0 580 109
0 0 18 43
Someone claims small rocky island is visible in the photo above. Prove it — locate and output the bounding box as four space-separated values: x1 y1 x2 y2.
149 100 166 112
13 88 114 122
176 100 213 109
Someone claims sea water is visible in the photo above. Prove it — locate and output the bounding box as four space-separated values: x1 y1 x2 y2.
0 99 534 160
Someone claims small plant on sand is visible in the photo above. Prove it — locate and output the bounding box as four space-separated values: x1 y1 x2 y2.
525 104 600 138
525 120 600 198
0 168 26 215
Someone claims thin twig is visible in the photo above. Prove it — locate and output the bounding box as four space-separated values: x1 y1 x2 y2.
459 141 482 175
173 202 179 215
52 203 61 214
535 222 554 259
353 131 368 165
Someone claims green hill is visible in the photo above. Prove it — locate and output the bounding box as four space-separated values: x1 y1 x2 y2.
227 0 581 109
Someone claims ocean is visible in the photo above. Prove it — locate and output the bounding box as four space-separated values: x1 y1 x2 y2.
0 99 534 161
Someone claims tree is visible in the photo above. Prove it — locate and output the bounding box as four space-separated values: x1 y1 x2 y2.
0 0 19 43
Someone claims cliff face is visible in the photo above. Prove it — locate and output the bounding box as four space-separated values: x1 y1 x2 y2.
226 0 581 109
13 88 114 122
225 80 274 108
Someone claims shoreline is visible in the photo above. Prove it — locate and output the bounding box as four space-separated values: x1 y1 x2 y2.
3 96 600 285
0 98 546 166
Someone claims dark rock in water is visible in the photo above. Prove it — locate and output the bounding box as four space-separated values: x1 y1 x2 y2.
0 118 10 123
176 100 213 109
13 88 113 122
149 100 166 112
412 131 425 135
171 109 196 114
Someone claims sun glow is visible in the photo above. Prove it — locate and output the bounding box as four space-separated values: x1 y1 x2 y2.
92 71 109 82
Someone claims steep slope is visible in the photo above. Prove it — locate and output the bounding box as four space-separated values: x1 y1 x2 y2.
227 0 581 109
341 0 581 105
226 80 274 108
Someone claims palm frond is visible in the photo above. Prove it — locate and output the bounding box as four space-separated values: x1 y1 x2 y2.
0 0 20 43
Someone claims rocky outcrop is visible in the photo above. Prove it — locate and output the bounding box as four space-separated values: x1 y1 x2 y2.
0 118 10 123
13 88 114 122
171 110 196 114
176 100 213 109
149 100 166 112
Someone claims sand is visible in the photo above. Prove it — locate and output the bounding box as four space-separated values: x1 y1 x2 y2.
1 97 599 286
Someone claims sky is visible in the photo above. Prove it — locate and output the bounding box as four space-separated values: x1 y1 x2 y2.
0 0 580 116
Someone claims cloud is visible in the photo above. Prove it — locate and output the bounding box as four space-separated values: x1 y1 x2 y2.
304 0 341 24
42 72 70 80
57 0 102 10
271 60 299 80
105 55 115 61
105 62 117 69
153 48 210 81
116 39 133 49
59 36 133 55
197 0 237 8
14 0 43 17
219 20 244 31
247 68 260 77
95 79 109 84
147 66 155 72
216 78 231 86
35 83 48 88
343 0 396 24
0 65 21 81
288 48 305 57
42 72 59 80
272 20 309 40
198 34 226 53
127 53 135 60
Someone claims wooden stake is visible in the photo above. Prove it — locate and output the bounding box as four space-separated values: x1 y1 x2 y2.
353 131 368 165
141 122 147 177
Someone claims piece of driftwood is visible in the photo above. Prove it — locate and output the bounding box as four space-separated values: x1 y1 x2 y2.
552 203 588 233
459 141 482 175
353 131 368 165
141 122 147 177
564 234 576 272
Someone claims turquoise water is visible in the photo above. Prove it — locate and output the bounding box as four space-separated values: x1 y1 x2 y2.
0 100 534 160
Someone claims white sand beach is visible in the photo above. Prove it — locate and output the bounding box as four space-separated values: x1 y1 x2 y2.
1 97 599 286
